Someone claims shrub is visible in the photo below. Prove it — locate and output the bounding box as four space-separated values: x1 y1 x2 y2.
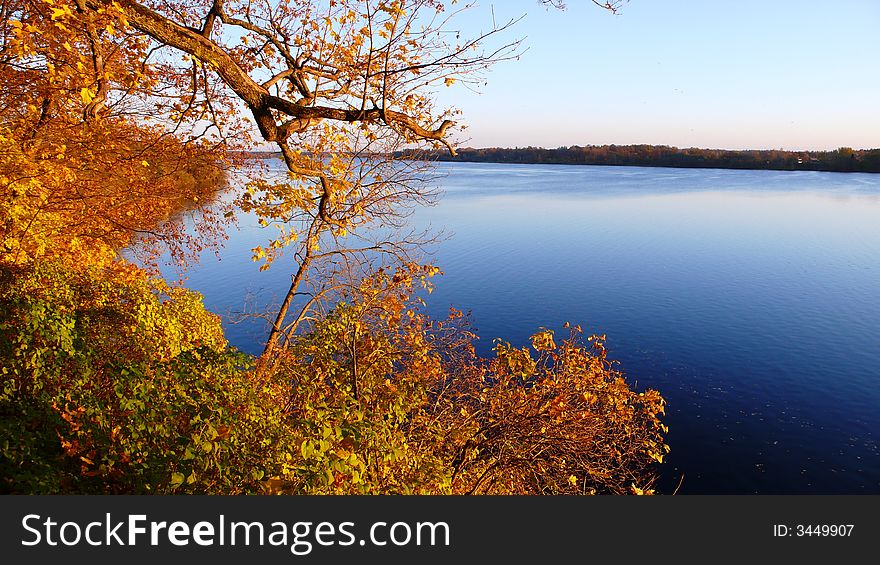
266 266 667 495
0 261 291 493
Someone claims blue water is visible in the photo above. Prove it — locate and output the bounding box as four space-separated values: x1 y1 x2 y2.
163 161 880 494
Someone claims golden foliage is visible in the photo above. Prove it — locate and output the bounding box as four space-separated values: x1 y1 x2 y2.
1 1 234 269
0 261 290 493
266 271 667 495
0 1 666 496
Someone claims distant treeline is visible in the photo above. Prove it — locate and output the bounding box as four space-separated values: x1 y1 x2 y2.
395 145 880 173
238 150 282 159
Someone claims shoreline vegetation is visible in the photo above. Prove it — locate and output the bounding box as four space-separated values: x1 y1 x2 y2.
3 0 670 496
240 145 880 173
2 132 669 497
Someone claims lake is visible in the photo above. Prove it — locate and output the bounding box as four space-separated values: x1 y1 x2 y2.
165 161 880 494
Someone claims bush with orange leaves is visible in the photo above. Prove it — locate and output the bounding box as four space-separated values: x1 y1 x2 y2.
0 256 666 495
434 325 668 495
270 264 667 495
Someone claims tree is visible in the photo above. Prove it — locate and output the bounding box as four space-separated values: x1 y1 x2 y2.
542 1 627 13
2 0 631 361
1 1 235 269
440 327 667 494
2 0 527 369
2 0 667 495
1 257 667 495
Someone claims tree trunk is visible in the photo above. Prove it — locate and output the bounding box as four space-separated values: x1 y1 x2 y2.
258 255 311 371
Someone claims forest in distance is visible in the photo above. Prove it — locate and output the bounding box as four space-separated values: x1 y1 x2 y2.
411 145 880 173
243 144 880 173
416 145 880 173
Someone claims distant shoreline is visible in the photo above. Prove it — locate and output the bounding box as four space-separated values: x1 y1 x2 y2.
403 145 880 174
237 144 880 174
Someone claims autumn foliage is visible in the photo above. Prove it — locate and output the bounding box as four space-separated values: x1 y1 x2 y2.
0 261 287 493
268 267 667 495
2 260 666 495
1 0 665 494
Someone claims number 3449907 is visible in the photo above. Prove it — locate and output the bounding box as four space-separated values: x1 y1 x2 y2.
773 524 854 537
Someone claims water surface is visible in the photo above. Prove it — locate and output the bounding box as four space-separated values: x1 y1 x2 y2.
167 162 880 494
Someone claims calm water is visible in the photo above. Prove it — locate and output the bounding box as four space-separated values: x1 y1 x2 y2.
165 161 880 494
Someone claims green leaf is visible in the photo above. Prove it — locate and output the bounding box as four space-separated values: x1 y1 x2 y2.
170 472 185 489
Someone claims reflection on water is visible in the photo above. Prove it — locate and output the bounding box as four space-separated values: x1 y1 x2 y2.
167 162 880 494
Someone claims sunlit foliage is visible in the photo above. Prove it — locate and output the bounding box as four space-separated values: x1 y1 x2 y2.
440 328 667 494
1 2 233 269
266 269 667 495
0 261 290 493
0 0 665 495
0 259 666 494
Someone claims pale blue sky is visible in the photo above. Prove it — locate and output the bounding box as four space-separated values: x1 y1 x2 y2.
436 0 880 150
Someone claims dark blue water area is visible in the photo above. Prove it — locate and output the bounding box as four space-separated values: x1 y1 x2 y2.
159 161 880 494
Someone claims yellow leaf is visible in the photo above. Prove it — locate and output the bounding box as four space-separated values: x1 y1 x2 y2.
530 329 556 351
444 77 456 87
80 87 95 104
51 6 72 20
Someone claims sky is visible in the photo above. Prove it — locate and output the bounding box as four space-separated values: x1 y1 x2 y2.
434 0 880 151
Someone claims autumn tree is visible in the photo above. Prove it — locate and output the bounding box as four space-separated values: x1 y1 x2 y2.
542 1 627 12
437 327 667 494
1 0 668 495
2 0 630 359
0 1 238 269
0 0 528 369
